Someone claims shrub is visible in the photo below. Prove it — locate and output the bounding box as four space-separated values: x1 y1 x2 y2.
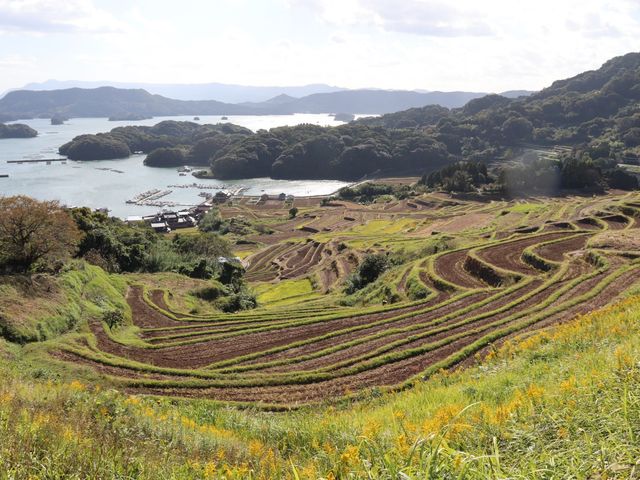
344 253 390 294
192 283 226 301
103 310 125 330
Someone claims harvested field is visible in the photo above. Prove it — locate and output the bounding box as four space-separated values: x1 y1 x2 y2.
51 191 640 405
534 234 590 262
434 250 487 288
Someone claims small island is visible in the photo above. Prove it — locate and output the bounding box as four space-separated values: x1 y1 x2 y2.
59 134 131 160
333 113 355 122
108 113 153 121
58 120 252 164
0 122 38 139
51 114 68 125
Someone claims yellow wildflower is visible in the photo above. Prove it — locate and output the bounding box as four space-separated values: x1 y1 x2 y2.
340 445 360 466
0 392 13 404
124 396 141 406
395 434 411 456
69 380 85 392
361 420 381 439
615 346 634 370
62 426 75 442
203 462 216 479
248 439 264 457
560 376 577 394
422 404 465 436
526 384 544 400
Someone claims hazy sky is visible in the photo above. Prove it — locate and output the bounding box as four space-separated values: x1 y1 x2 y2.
1 0 639 94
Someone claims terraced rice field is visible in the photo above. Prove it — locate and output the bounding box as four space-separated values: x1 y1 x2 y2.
51 191 640 406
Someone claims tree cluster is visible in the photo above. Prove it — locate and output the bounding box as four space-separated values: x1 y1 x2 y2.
337 182 413 203
420 162 491 192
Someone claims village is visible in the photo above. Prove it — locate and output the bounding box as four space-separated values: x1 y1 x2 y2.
125 190 297 234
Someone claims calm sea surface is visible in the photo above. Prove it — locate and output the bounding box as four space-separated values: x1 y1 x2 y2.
0 114 360 217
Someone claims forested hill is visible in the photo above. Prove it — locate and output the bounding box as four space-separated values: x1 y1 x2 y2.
0 87 252 120
361 52 640 144
0 86 531 121
205 51 640 182
56 52 640 184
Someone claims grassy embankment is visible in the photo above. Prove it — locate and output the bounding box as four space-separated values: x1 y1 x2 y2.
1 279 640 478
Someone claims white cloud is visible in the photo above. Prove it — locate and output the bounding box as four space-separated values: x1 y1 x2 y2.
1 0 640 94
291 0 640 39
0 0 124 34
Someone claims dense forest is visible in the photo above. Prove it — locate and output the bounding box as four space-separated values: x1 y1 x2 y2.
367 52 640 167
57 52 640 188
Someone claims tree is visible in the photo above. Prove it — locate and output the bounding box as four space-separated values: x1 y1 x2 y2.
344 253 390 293
289 207 298 218
198 208 225 232
0 196 81 273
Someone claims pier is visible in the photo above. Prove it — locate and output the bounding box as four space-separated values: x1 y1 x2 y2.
7 158 67 164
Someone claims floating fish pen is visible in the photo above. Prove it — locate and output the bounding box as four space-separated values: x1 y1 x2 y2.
168 183 246 190
126 189 172 205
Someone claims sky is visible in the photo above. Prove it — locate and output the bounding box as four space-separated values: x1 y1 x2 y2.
0 0 639 94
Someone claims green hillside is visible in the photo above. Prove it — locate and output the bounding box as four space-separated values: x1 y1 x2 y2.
1 190 640 478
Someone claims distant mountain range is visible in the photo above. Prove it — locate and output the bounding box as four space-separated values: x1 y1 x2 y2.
4 80 346 103
0 85 533 122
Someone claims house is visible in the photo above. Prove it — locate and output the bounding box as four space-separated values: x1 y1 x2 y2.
150 221 170 233
146 210 196 232
258 193 288 203
214 191 229 204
